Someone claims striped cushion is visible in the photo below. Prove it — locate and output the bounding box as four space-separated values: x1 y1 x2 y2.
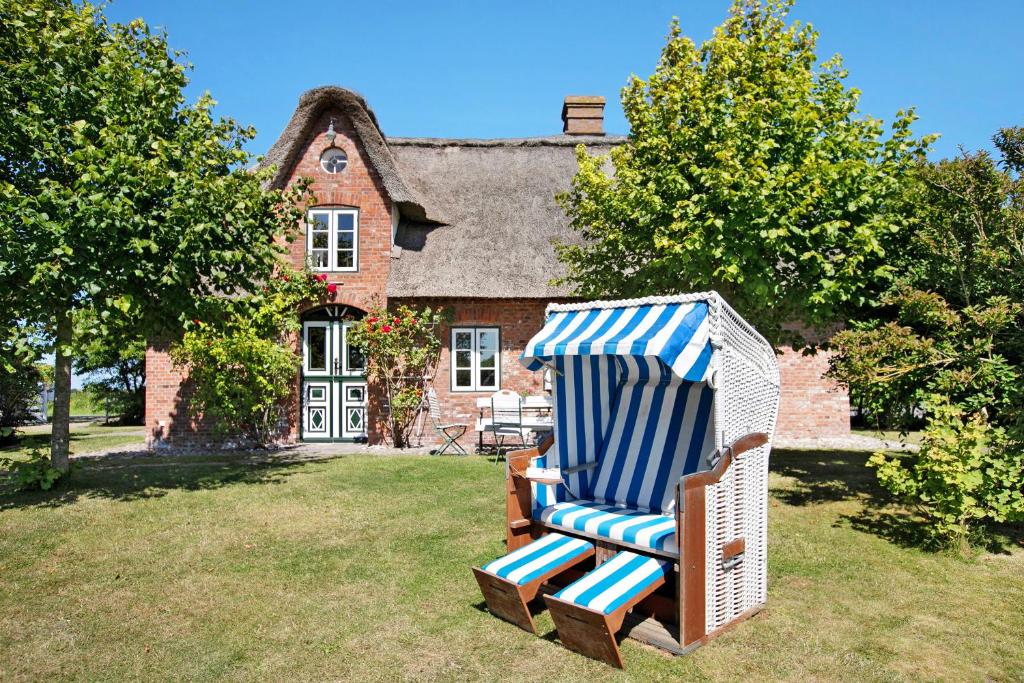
588 362 715 514
535 501 678 556
554 551 671 615
480 533 593 586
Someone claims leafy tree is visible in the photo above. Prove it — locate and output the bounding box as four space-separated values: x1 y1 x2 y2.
74 311 145 424
0 0 308 469
347 304 446 448
556 0 933 344
170 268 328 446
829 129 1024 547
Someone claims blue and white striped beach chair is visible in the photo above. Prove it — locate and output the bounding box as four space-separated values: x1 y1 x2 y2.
473 293 780 668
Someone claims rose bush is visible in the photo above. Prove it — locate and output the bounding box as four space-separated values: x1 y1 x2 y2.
347 303 447 447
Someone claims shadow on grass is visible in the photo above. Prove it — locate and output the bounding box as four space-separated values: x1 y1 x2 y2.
0 452 323 512
0 424 140 455
770 448 1023 554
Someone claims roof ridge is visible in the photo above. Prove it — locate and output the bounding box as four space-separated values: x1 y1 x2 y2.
386 135 626 148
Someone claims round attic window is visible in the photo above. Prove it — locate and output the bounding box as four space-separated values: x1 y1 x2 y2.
320 148 348 174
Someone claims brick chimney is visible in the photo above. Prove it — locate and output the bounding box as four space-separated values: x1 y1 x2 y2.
562 96 605 136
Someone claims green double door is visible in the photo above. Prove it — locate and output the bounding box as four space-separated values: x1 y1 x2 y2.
301 309 367 442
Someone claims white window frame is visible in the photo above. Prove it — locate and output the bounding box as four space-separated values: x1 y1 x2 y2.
307 208 359 272
450 327 500 392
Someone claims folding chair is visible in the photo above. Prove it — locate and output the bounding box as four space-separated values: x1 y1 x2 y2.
427 388 468 456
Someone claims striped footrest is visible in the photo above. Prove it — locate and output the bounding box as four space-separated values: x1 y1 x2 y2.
473 533 595 633
553 551 670 614
544 551 671 668
480 533 593 586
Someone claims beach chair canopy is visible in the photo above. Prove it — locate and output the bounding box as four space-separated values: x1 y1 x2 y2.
521 299 714 383
519 293 779 517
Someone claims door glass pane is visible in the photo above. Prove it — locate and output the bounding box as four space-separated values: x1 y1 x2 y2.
307 326 327 371
479 369 496 388
479 348 496 369
347 340 365 372
455 369 472 388
337 250 354 269
310 213 330 230
454 331 472 351
312 231 329 249
337 231 354 249
337 212 355 230
455 350 472 369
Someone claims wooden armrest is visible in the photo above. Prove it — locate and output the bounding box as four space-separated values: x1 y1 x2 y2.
680 432 769 490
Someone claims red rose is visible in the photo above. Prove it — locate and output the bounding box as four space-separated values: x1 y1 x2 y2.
368 316 378 323
393 317 401 324
410 318 417 325
317 274 328 282
327 283 338 294
381 325 392 333
282 275 289 281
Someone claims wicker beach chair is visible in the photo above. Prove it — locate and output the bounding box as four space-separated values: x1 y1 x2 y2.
472 293 780 668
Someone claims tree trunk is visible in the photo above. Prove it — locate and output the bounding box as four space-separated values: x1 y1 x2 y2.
50 311 73 472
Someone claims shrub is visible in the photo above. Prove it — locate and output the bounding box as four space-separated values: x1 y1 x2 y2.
869 397 1024 549
0 449 67 491
0 361 42 446
171 322 299 445
347 304 447 447
829 128 1024 548
170 267 327 446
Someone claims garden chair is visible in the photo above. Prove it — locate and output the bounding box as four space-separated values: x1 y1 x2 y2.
472 293 780 668
488 389 528 462
427 388 468 456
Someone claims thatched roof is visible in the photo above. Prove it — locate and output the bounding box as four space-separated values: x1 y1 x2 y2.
259 86 430 221
261 86 625 299
387 135 621 298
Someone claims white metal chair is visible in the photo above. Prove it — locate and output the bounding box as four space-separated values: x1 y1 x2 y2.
489 389 528 462
427 388 468 456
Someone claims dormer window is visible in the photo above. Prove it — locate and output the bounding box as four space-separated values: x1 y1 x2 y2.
307 208 358 272
320 148 348 174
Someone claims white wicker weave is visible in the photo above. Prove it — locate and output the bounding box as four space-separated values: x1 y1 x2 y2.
704 294 779 632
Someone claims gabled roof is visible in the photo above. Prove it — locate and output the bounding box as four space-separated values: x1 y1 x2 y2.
387 135 622 298
262 86 626 299
259 86 431 221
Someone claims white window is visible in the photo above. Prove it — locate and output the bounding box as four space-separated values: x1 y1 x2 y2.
451 327 500 392
307 208 358 272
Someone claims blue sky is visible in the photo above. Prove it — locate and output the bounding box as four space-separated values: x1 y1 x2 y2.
101 0 1024 161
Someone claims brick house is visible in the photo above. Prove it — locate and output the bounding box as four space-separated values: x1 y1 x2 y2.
144 86 849 448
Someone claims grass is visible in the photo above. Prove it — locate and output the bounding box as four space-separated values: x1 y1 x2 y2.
851 429 924 445
0 450 1021 682
46 389 101 418
1 423 145 462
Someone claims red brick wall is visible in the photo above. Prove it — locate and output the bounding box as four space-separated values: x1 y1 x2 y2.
392 298 554 443
775 346 850 439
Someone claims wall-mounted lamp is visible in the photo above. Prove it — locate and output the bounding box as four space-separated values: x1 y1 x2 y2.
325 118 337 146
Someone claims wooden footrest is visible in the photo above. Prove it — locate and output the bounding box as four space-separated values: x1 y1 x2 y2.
544 551 671 668
473 533 594 633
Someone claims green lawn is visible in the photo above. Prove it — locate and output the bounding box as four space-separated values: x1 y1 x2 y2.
0 450 1021 681
2 423 144 462
45 389 102 418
